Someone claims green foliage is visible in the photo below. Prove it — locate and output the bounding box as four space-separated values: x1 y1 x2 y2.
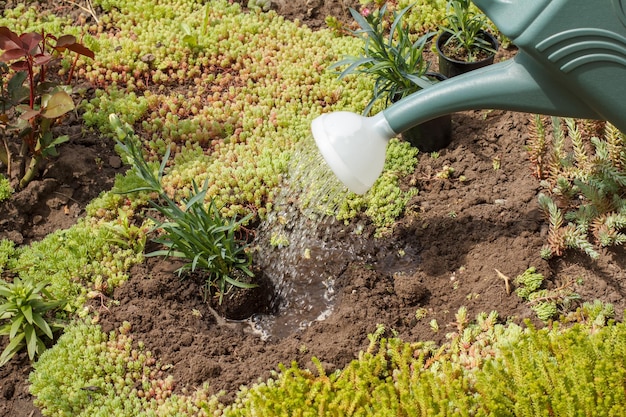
356 0 448 33
0 26 94 188
0 173 12 201
180 4 212 51
229 319 626 416
111 115 255 303
439 0 496 62
30 321 220 416
530 117 626 259
476 322 626 416
82 88 149 136
515 267 580 322
0 276 65 366
228 330 479 416
335 139 419 233
7 218 144 312
29 313 626 416
574 300 615 328
248 0 271 12
0 239 15 273
331 4 437 115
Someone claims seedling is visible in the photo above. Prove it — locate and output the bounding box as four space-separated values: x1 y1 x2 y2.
0 277 65 366
110 115 256 304
0 27 94 189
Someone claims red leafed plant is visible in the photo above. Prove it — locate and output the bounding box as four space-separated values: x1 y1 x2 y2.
0 27 94 189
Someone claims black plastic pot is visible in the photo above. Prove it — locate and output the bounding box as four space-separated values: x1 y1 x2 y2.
436 31 499 78
401 113 452 152
394 73 452 152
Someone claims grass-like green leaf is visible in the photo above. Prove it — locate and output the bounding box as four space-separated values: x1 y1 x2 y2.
0 332 24 366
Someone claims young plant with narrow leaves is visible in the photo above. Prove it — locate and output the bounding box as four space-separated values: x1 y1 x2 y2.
331 4 437 116
439 0 496 62
0 276 65 366
110 114 255 303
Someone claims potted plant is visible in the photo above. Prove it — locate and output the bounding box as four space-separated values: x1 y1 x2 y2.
331 3 452 152
436 0 498 78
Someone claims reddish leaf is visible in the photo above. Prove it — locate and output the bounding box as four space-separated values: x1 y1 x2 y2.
9 60 29 71
32 53 52 66
44 33 58 43
0 27 21 51
19 32 42 54
65 43 95 59
55 35 76 48
0 49 26 62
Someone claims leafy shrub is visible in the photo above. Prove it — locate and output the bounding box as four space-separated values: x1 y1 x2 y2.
0 276 65 365
0 26 94 188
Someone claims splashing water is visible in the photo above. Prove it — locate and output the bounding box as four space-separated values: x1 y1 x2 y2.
289 138 354 218
251 137 368 340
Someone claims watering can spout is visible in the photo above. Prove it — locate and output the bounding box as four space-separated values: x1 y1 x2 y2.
383 52 601 135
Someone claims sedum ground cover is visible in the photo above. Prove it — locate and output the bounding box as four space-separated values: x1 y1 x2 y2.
1 0 626 415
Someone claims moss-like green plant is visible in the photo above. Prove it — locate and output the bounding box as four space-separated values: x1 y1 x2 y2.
248 0 271 12
228 319 626 416
0 173 11 201
0 239 14 273
515 267 580 322
29 310 626 416
6 218 144 312
30 321 220 416
0 276 65 366
476 322 626 416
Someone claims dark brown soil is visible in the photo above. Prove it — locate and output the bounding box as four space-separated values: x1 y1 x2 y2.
2 2 626 416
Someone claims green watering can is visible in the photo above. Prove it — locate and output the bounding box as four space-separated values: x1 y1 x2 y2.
312 0 626 194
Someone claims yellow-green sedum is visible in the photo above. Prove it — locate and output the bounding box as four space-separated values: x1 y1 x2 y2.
30 321 222 417
2 0 424 227
0 174 12 202
31 308 626 416
4 216 146 315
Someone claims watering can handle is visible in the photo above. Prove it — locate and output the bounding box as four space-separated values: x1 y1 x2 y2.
471 0 626 133
473 0 550 40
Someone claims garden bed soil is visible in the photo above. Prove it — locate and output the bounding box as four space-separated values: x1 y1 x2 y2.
2 1 626 416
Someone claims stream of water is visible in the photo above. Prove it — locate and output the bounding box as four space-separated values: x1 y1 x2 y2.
250 138 368 340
